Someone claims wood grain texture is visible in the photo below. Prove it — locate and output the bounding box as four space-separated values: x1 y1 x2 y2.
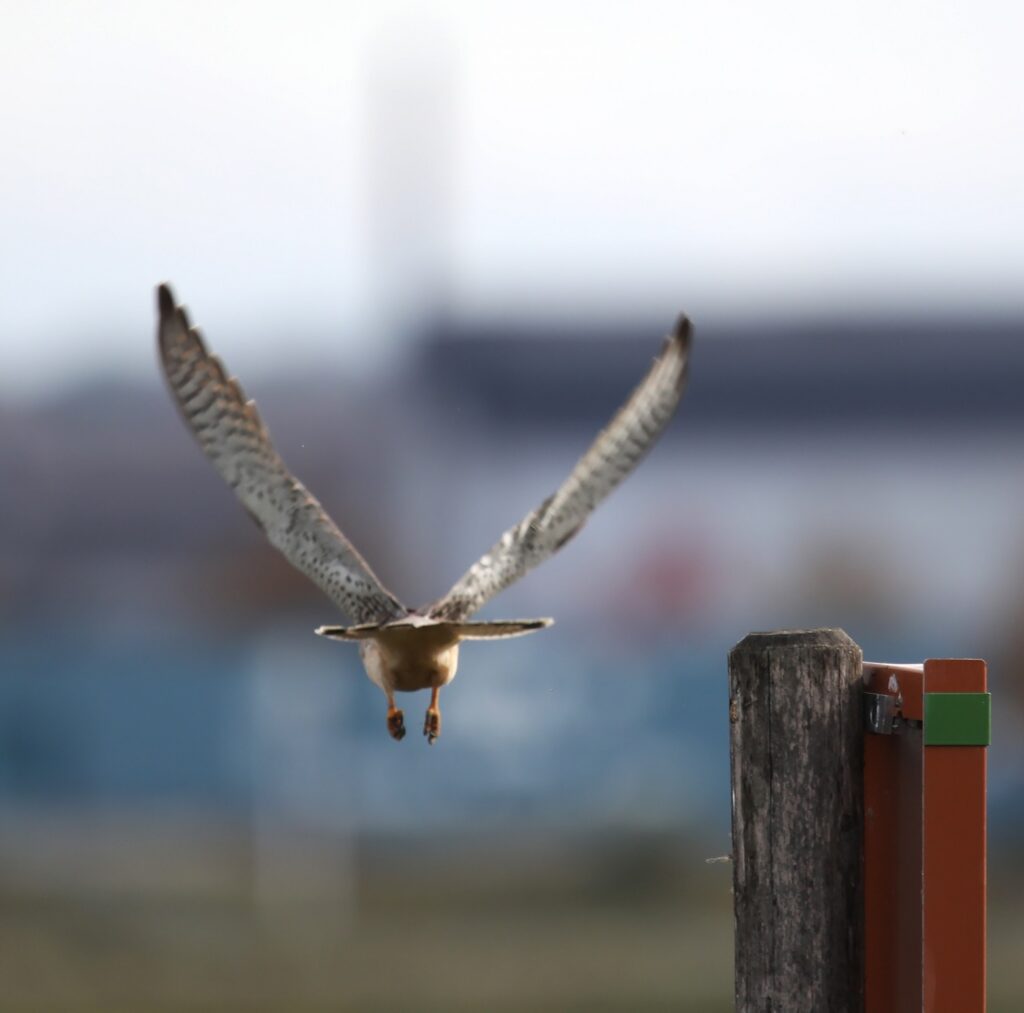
728 629 864 1013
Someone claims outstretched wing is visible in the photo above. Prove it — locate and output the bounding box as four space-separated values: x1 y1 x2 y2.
157 284 406 625
429 315 692 622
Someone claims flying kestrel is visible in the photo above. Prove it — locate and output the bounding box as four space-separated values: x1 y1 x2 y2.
157 285 692 743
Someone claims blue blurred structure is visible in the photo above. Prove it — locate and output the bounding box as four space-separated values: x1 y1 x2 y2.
3 311 1023 839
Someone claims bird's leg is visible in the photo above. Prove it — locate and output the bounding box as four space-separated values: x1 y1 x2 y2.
423 688 442 745
386 694 406 741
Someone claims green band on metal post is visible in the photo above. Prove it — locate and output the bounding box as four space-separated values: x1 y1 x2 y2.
923 692 991 746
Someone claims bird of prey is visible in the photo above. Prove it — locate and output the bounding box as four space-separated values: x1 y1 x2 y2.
157 284 692 743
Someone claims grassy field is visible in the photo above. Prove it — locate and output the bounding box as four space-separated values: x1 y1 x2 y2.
1 901 733 1011
0 819 734 1011
0 816 1021 1011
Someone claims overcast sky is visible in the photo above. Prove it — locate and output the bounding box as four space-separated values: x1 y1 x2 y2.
2 1 1022 398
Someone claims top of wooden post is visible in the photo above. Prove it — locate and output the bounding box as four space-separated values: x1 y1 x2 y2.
731 628 858 653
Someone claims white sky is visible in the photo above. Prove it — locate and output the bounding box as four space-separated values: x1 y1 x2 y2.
1 0 1023 397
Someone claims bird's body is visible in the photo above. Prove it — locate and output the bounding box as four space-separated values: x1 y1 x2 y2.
319 615 552 739
157 284 691 743
358 617 460 694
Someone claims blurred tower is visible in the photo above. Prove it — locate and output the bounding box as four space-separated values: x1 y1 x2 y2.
363 21 458 342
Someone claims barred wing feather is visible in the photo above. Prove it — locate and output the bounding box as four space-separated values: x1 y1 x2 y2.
157 284 406 625
429 316 692 622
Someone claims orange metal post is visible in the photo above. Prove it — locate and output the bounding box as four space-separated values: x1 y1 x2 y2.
921 659 987 1013
863 660 988 1013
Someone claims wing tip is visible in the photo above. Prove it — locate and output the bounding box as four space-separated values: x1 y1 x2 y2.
670 313 693 349
156 280 193 335
666 313 693 389
156 283 200 360
157 282 176 318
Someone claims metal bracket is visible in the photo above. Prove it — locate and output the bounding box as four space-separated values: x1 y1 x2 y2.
864 691 902 734
863 663 917 735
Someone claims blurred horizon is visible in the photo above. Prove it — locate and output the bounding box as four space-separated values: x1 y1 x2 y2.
5 306 1024 830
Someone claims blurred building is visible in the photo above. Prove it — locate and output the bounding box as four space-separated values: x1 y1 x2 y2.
2 311 1023 832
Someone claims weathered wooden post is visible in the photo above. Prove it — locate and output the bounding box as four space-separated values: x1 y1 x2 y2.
728 629 865 1012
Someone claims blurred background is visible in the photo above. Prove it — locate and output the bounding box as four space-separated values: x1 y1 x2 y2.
2 2 1024 1010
